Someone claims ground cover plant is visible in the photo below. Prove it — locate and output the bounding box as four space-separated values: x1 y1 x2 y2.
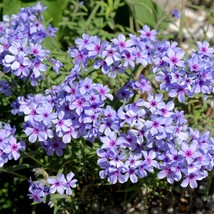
0 0 213 213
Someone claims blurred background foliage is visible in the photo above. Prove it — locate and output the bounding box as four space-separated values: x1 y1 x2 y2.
0 0 213 213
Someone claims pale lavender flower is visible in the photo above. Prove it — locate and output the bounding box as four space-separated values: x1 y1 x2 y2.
48 174 66 194
197 41 214 56
63 172 77 195
111 34 133 52
138 25 157 41
3 136 24 160
163 48 185 69
180 173 202 188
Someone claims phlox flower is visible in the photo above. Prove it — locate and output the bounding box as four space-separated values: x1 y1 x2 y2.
102 44 121 66
63 172 77 195
24 121 47 143
48 174 66 194
35 104 57 126
100 132 118 149
75 33 90 50
197 41 214 57
163 48 185 69
96 84 113 101
138 25 157 41
180 173 203 188
111 34 134 52
3 136 25 160
45 138 66 156
179 143 199 164
108 167 127 184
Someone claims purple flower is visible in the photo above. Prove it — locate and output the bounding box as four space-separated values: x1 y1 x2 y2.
48 174 66 194
87 36 106 58
156 101 174 117
45 137 66 156
52 111 72 133
35 104 56 126
108 167 127 184
122 50 135 68
179 143 199 164
144 93 164 113
168 84 193 103
142 151 158 168
111 34 133 52
28 189 45 203
100 133 118 149
96 84 113 101
3 136 25 160
102 44 121 66
163 48 185 69
70 98 88 115
188 55 204 72
197 41 214 56
138 25 157 41
62 126 78 143
124 167 139 183
24 121 46 143
63 172 77 195
75 33 90 50
180 173 202 188
172 9 181 18
158 165 177 184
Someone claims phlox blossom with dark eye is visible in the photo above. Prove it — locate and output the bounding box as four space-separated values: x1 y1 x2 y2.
75 33 90 50
197 41 214 57
28 188 45 203
48 174 66 194
158 165 177 184
3 136 25 160
35 104 57 126
163 48 185 69
108 167 127 184
44 137 66 156
63 172 78 195
102 44 121 66
96 84 113 101
111 34 134 52
100 133 118 149
180 173 203 188
168 84 193 103
24 121 47 143
138 25 157 41
179 143 199 164
86 36 107 58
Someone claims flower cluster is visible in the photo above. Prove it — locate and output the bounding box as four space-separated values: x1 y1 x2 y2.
0 122 25 167
97 92 214 188
16 74 114 156
17 70 214 188
69 26 214 102
0 2 59 87
3 3 213 195
28 172 77 203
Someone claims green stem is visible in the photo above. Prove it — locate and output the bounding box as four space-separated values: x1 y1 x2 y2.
23 151 46 168
0 168 27 180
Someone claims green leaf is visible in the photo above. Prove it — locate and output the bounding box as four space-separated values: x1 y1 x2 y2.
126 0 166 29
